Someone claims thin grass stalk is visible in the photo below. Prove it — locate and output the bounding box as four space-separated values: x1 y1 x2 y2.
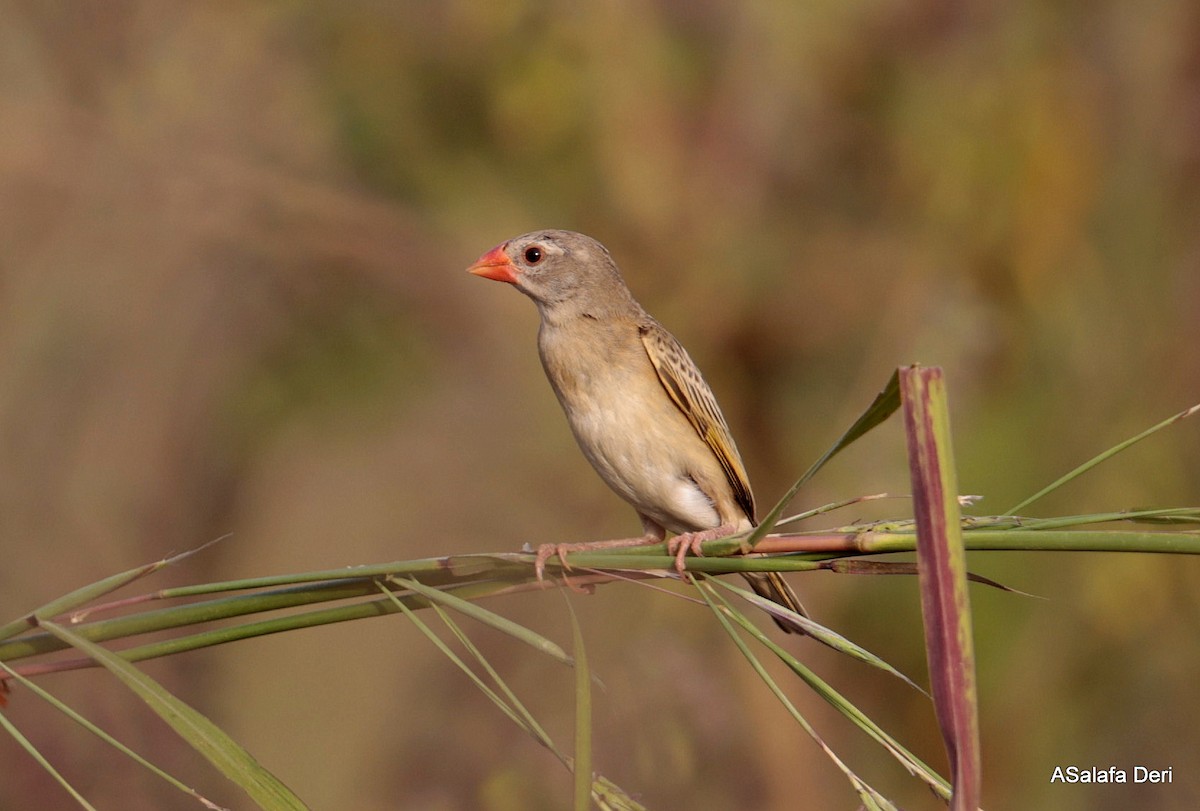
1 661 226 808
379 582 557 755
384 577 572 757
709 578 924 691
0 707 100 810
567 599 593 811
694 577 900 809
743 370 902 549
699 576 952 799
1006 403 1200 514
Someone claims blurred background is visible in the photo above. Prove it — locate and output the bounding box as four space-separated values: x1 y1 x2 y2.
2 2 1198 809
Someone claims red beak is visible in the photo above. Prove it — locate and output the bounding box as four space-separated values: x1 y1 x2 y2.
467 244 519 284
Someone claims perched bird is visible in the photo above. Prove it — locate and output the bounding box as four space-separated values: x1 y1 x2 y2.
468 229 806 633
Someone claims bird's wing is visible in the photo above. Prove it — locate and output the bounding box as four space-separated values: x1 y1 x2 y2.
639 321 756 522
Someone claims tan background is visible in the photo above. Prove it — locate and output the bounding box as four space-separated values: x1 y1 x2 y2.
2 2 1198 809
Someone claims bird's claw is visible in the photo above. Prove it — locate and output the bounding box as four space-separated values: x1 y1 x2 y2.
666 533 705 574
534 543 573 580
533 543 594 593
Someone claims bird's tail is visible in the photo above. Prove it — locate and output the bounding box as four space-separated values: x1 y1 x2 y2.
741 572 808 634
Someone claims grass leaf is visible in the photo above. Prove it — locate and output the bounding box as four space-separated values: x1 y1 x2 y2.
694 577 905 806
567 597 593 811
746 369 901 548
0 706 99 810
378 581 562 757
1007 402 1200 514
0 661 227 808
389 576 573 665
900 365 981 811
38 620 307 811
0 544 219 643
709 577 925 693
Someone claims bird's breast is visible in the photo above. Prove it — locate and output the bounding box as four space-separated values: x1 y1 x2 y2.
537 320 732 533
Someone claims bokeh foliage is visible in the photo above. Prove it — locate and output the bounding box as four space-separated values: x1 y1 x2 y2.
1 2 1198 809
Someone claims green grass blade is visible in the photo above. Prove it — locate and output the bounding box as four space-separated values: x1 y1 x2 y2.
719 593 951 800
819 558 1041 598
900 365 981 811
378 581 569 764
440 613 561 753
710 578 924 693
775 492 893 527
852 527 1200 554
1007 402 1200 514
693 578 900 807
0 708 99 810
0 545 213 643
567 599 593 811
0 574 535 667
38 621 307 811
747 369 901 548
113 554 512 605
0 578 404 663
383 581 639 808
390 576 572 665
1013 507 1200 530
0 662 226 808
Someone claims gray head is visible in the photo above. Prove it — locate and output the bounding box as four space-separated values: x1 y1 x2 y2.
467 230 640 319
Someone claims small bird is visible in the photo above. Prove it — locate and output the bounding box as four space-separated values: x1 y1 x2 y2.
468 229 805 633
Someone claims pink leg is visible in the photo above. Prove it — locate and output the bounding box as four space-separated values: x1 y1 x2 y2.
666 523 736 573
534 518 667 580
534 535 661 579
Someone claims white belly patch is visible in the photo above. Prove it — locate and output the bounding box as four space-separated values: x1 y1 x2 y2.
668 477 720 530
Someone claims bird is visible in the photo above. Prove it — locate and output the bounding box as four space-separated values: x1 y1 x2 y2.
467 229 806 633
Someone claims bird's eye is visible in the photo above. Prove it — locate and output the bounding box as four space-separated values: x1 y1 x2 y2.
524 246 543 265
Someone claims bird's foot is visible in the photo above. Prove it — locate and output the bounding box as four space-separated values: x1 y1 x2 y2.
666 524 736 574
534 543 573 581
532 535 663 581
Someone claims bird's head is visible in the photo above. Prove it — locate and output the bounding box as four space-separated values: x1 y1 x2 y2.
467 230 635 316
